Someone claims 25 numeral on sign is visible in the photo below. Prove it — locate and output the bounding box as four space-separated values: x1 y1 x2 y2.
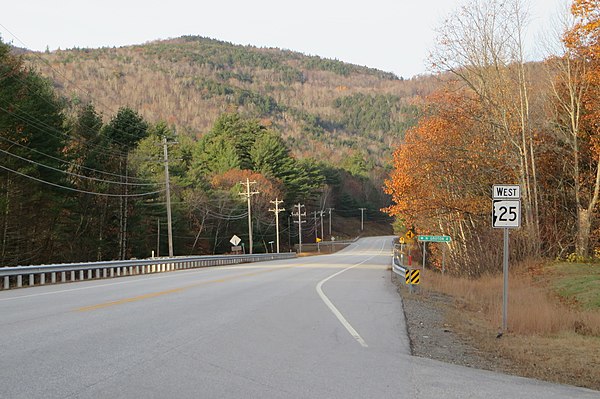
492 200 521 228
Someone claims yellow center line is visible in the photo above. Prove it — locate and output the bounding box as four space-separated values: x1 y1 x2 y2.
75 267 291 312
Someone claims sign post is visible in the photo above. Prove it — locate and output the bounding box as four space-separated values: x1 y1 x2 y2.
417 235 452 275
230 235 242 253
492 185 521 333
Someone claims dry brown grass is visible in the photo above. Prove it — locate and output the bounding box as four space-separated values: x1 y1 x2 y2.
423 269 600 336
419 264 600 390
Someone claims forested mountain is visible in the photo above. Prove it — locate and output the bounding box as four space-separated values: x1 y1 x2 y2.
30 36 429 164
2 36 430 265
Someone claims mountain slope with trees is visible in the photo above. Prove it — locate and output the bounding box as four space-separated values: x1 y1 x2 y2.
29 36 428 166
1 35 407 264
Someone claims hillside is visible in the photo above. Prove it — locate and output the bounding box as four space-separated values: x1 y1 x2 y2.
29 36 436 166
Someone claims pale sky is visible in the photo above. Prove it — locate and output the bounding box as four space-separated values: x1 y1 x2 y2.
1 0 566 79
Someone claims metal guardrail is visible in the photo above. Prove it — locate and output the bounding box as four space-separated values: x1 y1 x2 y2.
391 242 408 278
0 253 297 291
392 242 420 291
392 254 409 278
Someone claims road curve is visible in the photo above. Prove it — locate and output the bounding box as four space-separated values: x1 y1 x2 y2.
0 236 597 398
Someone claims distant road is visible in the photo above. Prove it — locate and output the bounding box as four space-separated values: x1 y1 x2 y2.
1 237 597 398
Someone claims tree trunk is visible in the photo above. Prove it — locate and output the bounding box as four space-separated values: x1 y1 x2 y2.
577 207 591 257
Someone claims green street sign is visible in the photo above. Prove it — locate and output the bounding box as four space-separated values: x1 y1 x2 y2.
417 235 452 243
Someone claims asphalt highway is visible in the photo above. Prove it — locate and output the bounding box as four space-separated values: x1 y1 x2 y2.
0 236 597 398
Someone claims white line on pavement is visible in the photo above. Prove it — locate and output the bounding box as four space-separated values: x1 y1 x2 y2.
315 240 387 348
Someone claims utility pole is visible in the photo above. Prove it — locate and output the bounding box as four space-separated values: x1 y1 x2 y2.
239 178 259 254
327 208 335 238
288 215 291 249
162 136 175 257
292 204 306 253
359 208 366 231
319 210 325 241
269 198 285 253
313 211 319 241
157 219 160 257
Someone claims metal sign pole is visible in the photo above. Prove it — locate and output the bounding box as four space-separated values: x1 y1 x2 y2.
422 242 427 275
492 184 520 334
503 227 509 332
442 244 446 275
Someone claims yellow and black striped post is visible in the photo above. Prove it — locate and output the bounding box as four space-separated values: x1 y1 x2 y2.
405 269 420 285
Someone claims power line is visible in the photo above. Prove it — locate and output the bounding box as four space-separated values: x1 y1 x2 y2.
0 134 151 183
0 101 147 162
0 163 165 197
0 23 157 145
0 147 160 187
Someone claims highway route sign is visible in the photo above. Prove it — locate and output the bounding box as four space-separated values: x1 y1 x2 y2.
492 200 521 228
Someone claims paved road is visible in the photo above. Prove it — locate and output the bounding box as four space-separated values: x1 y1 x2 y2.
0 237 597 398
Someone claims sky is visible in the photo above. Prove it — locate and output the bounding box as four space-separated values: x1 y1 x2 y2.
1 0 567 79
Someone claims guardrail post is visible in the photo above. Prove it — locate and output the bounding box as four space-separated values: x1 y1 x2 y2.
110 268 114 277
87 270 92 279
61 271 66 282
40 273 45 285
116 267 121 277
71 271 75 282
29 274 34 286
17 275 22 288
51 272 56 284
80 270 84 280
3 276 8 289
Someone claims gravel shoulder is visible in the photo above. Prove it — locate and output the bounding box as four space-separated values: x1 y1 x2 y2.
392 273 513 373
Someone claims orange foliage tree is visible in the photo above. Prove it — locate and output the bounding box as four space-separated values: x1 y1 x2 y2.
560 0 600 256
384 90 513 275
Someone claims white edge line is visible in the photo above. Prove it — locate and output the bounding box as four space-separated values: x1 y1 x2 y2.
315 241 387 348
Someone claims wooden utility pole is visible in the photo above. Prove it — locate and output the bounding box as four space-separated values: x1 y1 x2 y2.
162 137 175 257
327 208 335 238
269 198 285 253
292 204 306 253
319 210 325 242
239 178 259 254
359 208 366 231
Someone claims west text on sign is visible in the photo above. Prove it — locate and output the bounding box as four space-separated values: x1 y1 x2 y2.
492 185 520 199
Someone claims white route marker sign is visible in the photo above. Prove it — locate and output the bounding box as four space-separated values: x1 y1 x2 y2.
492 185 521 229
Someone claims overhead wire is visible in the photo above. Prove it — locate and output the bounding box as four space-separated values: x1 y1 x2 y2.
0 147 161 187
0 163 165 197
0 100 152 165
0 23 163 147
0 134 156 183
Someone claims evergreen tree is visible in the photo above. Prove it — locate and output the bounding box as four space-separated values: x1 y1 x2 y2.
102 107 149 259
0 38 68 265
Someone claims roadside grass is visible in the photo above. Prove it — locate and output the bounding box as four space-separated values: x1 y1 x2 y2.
419 261 600 390
544 262 600 310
